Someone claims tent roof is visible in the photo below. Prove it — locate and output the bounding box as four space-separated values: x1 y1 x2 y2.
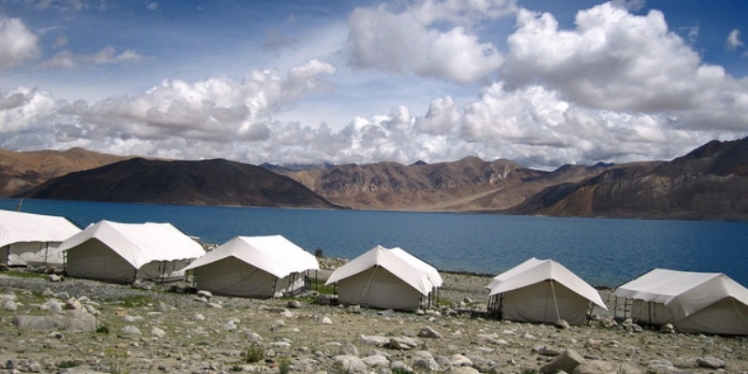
182 235 319 278
0 209 80 248
389 247 443 287
325 245 442 295
487 257 607 309
53 220 205 269
613 268 748 319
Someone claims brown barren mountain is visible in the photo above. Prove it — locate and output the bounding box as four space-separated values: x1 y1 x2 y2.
5 137 748 219
18 158 341 209
509 137 748 220
284 156 610 211
0 147 128 196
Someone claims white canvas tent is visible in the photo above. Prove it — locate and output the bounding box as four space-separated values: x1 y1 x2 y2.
487 258 607 325
325 245 443 312
182 235 319 299
613 268 748 335
52 220 205 283
0 209 80 267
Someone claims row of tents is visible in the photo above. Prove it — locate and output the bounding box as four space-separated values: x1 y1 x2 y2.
2 209 748 335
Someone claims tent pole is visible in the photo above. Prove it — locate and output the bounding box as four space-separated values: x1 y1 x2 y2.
550 279 561 322
272 277 278 299
614 296 618 320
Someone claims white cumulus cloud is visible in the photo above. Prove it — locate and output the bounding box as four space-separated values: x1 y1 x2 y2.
726 29 744 50
346 0 512 84
500 3 748 132
0 15 41 69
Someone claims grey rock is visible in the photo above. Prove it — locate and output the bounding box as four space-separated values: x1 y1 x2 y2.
555 319 571 329
320 316 333 325
48 274 63 282
412 351 438 372
333 355 367 373
697 356 726 369
659 323 675 333
151 326 167 338
389 337 418 350
118 325 142 338
3 299 17 311
418 326 443 339
197 290 212 299
340 343 359 357
450 367 480 374
449 354 472 367
245 331 263 344
390 361 413 373
347 305 362 313
287 300 302 309
13 309 97 332
575 360 642 374
540 349 585 374
600 317 617 328
361 354 390 368
533 345 561 356
360 335 391 347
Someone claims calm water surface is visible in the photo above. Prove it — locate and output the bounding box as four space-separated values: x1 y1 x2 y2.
3 198 747 288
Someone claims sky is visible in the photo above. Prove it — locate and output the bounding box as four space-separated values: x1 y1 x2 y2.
0 0 747 170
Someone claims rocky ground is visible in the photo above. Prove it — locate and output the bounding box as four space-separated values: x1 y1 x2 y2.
0 258 746 374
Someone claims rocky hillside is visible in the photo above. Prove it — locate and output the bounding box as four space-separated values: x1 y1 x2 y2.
18 158 341 209
283 157 610 211
509 138 748 220
4 137 748 219
0 147 128 196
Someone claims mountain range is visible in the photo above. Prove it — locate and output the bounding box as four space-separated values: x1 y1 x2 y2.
3 137 748 220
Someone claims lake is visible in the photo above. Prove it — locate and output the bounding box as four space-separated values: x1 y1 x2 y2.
3 198 747 288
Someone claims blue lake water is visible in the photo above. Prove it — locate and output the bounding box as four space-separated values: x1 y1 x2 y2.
3 198 747 288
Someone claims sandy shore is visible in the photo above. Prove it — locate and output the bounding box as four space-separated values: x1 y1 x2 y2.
0 260 746 374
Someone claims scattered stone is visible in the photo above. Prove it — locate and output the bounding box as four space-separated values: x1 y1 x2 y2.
576 360 642 374
118 325 142 338
449 367 480 374
333 355 366 373
151 326 167 338
412 351 439 372
418 326 443 339
659 323 675 333
207 302 222 309
361 354 389 368
540 349 585 374
320 316 333 325
533 345 561 356
48 274 63 282
340 343 359 357
360 335 391 347
347 305 361 314
3 299 17 311
449 354 472 367
13 309 97 332
389 337 418 350
697 356 726 369
647 359 676 372
197 290 212 299
287 300 302 309
555 319 570 329
601 316 617 328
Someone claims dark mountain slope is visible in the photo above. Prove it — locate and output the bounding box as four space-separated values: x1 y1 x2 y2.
18 158 341 209
509 138 748 220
